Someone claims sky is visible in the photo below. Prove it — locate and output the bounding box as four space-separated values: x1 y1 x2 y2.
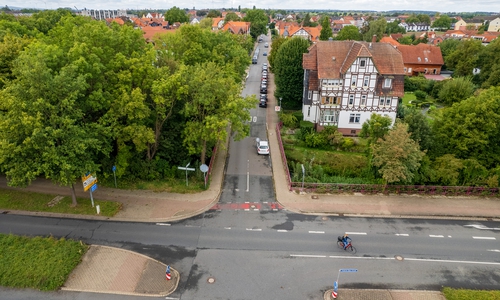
4 0 500 13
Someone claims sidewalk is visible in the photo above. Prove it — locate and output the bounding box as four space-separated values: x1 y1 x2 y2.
2 57 500 299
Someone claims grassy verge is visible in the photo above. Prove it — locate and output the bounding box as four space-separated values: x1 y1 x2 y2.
0 234 87 291
443 287 500 299
99 176 207 193
0 188 121 217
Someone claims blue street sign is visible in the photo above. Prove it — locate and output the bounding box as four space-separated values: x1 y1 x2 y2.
333 281 338 292
90 184 98 192
340 269 358 272
112 165 116 172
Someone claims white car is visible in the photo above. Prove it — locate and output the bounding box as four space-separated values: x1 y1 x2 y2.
256 139 270 155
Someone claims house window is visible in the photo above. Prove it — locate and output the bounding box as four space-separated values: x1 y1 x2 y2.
424 68 428 74
360 59 366 67
386 98 391 106
349 113 361 123
379 97 385 106
323 110 338 123
408 68 412 73
351 77 357 86
417 57 421 62
361 95 366 106
307 106 311 117
404 67 407 73
308 90 312 99
384 78 392 88
349 95 354 105
433 69 437 74
332 96 340 104
363 76 369 87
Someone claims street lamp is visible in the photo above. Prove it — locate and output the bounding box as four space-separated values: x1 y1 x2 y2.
279 97 282 109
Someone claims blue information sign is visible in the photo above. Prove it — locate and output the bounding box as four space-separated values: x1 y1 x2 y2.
112 165 116 172
340 269 358 272
90 184 98 192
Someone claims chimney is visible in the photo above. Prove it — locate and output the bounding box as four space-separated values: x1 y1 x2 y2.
372 34 377 43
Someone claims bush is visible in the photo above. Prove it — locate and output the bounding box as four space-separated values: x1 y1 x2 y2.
305 132 328 148
414 90 427 101
280 113 299 128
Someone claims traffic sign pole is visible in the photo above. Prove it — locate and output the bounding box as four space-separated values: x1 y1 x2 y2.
334 269 358 299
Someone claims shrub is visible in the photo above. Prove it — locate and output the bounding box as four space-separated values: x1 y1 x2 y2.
414 90 427 101
305 132 328 148
280 113 299 128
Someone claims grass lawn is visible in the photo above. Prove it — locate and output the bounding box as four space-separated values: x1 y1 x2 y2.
443 287 500 300
100 176 207 193
0 234 87 291
0 188 121 217
402 92 416 106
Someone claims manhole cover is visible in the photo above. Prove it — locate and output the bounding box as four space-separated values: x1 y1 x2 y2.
250 205 256 209
322 216 328 221
395 255 404 261
311 195 319 199
207 277 216 284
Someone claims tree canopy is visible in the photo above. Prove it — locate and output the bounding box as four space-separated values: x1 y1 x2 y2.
336 25 362 41
164 6 189 24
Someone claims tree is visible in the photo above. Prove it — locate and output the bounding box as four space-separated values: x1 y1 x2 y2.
207 9 222 18
445 39 482 76
416 14 431 25
386 20 405 34
164 6 189 24
243 9 268 39
437 76 475 105
273 37 310 110
199 17 212 29
359 113 393 146
182 62 257 164
319 16 332 41
432 15 452 31
371 121 425 184
224 12 240 22
0 33 32 88
431 154 463 186
336 25 362 41
477 38 500 88
302 13 312 27
268 36 286 71
431 87 500 168
363 17 386 42
400 107 433 151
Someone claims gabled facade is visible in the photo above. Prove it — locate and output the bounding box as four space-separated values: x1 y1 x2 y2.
222 21 251 35
302 41 405 136
488 17 500 32
398 22 430 32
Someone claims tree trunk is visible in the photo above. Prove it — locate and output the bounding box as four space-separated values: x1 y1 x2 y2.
70 183 78 207
201 139 207 166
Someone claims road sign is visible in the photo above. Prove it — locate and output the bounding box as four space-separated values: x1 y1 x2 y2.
112 165 116 172
200 164 209 173
82 174 97 192
340 269 358 273
275 106 281 112
90 183 98 193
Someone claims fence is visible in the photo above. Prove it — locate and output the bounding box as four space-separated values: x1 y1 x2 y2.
275 122 500 197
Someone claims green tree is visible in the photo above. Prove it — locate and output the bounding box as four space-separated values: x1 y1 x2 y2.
273 37 310 110
437 76 475 105
445 39 482 76
302 13 312 27
319 16 332 41
0 33 32 88
432 15 452 31
416 14 431 25
359 113 393 146
164 6 189 24
477 38 500 88
400 107 433 151
405 14 420 25
336 25 362 41
243 9 268 39
182 62 257 164
199 17 212 29
371 121 425 184
363 17 386 42
431 87 500 168
207 9 222 18
431 154 463 186
386 20 405 34
224 12 241 22
268 36 286 71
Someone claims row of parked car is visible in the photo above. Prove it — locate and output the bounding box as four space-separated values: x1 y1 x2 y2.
259 63 268 108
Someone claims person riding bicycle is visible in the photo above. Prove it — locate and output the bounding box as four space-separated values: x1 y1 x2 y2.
341 233 351 250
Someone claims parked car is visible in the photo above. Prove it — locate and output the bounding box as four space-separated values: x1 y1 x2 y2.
260 84 267 93
262 65 268 71
264 43 269 48
262 74 268 80
260 94 268 102
256 139 270 155
259 99 267 108
263 52 267 56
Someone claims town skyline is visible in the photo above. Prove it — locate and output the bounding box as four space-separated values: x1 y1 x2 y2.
4 0 500 14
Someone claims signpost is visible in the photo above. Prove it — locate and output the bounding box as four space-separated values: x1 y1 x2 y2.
333 269 358 299
178 163 195 186
200 164 209 188
112 165 117 188
82 173 98 208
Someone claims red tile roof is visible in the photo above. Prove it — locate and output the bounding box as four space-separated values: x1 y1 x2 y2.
395 44 444 65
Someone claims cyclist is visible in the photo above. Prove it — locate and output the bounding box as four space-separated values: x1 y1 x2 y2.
341 233 351 250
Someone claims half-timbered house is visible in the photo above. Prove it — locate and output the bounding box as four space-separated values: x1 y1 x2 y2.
302 41 405 136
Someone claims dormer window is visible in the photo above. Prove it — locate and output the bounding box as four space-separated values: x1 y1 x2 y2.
418 57 421 62
360 59 366 67
425 57 428 62
384 78 392 88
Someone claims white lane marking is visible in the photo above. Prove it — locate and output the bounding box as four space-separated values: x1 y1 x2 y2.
465 224 500 230
487 249 500 252
244 209 250 211
245 201 249 203
224 227 231 230
165 297 180 300
473 236 496 240
277 230 288 232
395 233 409 236
290 254 326 258
291 254 500 266
246 228 262 231
253 209 259 211
345 232 367 235
309 231 325 234
448 235 452 238
156 223 171 226
429 235 444 238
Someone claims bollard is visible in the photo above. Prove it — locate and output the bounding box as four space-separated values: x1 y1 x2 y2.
96 205 100 215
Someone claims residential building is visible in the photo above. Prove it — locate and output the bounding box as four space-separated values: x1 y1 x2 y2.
487 17 500 32
302 41 405 136
396 43 444 76
222 21 251 35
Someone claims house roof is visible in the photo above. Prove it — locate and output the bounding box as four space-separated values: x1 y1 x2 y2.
380 36 400 46
303 41 405 79
395 43 444 65
222 21 251 34
142 25 176 41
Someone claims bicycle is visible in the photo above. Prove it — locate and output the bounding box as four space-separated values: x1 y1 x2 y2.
337 236 357 254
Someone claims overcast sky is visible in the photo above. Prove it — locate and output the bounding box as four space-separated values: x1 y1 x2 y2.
5 0 500 13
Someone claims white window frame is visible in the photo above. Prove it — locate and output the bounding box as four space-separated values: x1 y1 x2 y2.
386 98 391 106
349 113 361 123
363 76 369 87
383 78 392 88
323 110 338 123
379 97 385 106
360 59 366 67
349 94 354 105
361 95 366 106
